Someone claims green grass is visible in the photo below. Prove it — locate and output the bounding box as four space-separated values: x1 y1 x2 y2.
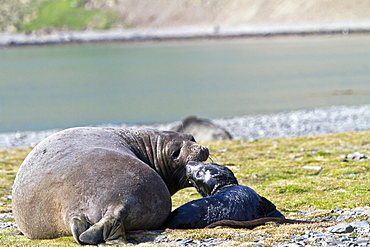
1 131 370 246
22 0 120 32
0 148 31 213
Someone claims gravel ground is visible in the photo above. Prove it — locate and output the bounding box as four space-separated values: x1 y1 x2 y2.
276 207 370 247
1 105 369 149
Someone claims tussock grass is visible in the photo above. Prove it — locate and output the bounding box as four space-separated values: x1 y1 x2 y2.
1 131 370 246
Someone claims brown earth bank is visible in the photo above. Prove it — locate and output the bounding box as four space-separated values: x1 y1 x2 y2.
110 0 370 28
1 0 370 32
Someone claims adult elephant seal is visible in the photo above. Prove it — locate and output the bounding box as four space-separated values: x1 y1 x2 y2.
12 127 209 245
170 116 232 142
164 162 310 229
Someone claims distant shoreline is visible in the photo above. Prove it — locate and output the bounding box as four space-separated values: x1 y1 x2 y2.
1 105 369 149
1 21 370 46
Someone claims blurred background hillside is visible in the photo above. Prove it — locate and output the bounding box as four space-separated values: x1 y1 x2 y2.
1 0 370 34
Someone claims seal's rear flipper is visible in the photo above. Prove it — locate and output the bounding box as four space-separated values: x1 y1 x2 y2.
259 197 285 218
77 215 126 245
70 216 91 245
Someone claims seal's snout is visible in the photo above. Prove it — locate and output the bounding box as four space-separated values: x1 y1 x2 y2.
189 143 209 162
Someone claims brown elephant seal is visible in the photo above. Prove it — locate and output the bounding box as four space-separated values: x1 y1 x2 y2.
164 162 311 229
12 127 209 245
170 116 232 142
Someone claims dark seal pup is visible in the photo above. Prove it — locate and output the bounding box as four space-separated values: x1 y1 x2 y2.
164 162 309 229
12 127 209 245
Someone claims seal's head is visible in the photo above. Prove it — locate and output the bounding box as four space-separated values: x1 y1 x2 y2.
121 129 209 195
159 131 209 194
186 161 238 197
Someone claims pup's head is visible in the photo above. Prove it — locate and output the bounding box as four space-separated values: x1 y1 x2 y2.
186 161 238 197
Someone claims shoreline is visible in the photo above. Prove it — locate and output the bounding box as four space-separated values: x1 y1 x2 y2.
1 21 370 46
1 104 369 149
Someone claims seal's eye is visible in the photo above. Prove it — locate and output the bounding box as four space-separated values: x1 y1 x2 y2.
172 148 181 159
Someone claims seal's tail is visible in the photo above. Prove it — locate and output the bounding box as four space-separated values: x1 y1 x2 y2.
205 217 313 229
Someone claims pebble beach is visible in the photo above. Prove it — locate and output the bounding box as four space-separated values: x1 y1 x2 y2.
1 104 369 149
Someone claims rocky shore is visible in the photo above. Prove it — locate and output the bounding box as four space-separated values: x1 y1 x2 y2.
1 21 370 46
1 105 369 149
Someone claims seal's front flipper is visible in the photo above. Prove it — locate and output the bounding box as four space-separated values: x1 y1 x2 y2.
78 215 126 245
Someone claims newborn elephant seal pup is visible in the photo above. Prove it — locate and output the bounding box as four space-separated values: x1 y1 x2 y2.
164 162 310 229
12 127 209 245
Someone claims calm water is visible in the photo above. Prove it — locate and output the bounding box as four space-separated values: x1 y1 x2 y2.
1 35 370 133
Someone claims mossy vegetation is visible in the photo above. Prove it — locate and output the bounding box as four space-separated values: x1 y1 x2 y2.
0 0 121 33
23 0 120 33
1 131 369 246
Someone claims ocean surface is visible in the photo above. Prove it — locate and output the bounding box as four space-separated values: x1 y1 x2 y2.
1 35 370 133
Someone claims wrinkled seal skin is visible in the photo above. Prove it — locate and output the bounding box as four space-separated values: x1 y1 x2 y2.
164 162 284 229
12 127 209 245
